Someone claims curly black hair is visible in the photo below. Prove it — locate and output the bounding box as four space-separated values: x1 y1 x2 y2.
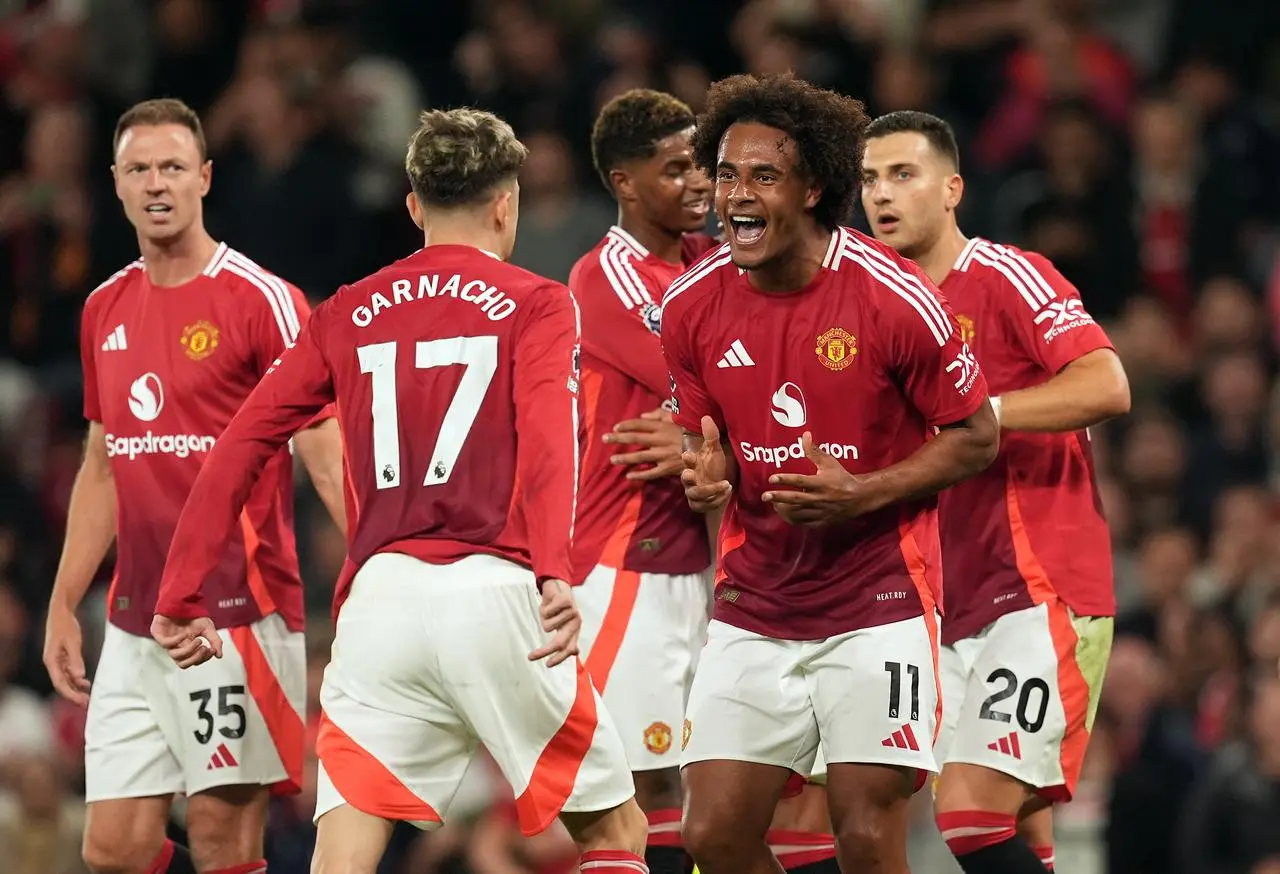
591 89 696 194
691 73 870 230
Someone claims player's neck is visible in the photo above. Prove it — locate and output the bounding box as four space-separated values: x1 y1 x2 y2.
138 227 220 288
747 224 832 293
915 225 968 287
617 210 682 265
423 225 505 260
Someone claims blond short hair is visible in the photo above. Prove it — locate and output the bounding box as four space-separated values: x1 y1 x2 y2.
405 108 528 208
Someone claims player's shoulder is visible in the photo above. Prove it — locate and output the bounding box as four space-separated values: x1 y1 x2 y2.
952 237 1070 302
204 244 305 311
571 226 669 305
660 240 734 318
84 259 145 318
828 227 954 343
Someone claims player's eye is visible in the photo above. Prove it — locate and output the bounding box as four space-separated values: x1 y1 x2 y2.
756 174 776 184
897 170 912 180
716 171 736 183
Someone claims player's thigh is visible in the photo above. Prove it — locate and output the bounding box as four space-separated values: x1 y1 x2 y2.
808 613 940 790
440 559 636 837
160 613 306 798
84 623 183 804
943 602 1112 801
316 552 480 830
681 620 820 774
584 567 710 773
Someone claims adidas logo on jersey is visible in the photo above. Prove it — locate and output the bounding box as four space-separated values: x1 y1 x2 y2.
716 339 755 368
101 324 128 351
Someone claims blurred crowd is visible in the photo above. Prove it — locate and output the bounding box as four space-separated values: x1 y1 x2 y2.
1 0 1280 872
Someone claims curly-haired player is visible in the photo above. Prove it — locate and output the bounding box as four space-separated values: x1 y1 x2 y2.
663 74 999 874
569 89 717 874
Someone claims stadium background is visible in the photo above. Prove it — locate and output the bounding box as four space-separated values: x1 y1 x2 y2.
1 0 1280 871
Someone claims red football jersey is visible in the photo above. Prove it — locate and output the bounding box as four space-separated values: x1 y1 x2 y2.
937 238 1116 643
155 245 582 622
81 243 319 635
661 227 987 640
568 226 709 581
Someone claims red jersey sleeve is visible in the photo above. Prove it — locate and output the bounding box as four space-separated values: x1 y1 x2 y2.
79 300 101 422
660 299 722 435
513 285 581 583
155 313 336 620
576 260 669 396
885 273 988 427
999 251 1114 374
244 280 335 426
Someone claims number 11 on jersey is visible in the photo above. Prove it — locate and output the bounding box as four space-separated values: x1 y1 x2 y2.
356 336 498 490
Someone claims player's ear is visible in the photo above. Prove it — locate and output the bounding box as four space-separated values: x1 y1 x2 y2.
405 191 425 230
804 183 822 211
111 164 124 203
610 168 635 203
199 160 212 197
494 186 515 233
944 172 964 212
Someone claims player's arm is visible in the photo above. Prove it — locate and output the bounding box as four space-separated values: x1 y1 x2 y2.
49 423 116 613
576 261 670 396
43 422 115 705
514 287 586 667
513 287 581 586
292 418 348 536
45 306 115 704
155 320 335 627
250 284 347 533
992 253 1130 432
856 295 998 508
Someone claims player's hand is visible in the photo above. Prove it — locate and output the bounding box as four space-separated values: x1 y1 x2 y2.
43 604 91 707
680 416 732 512
528 579 580 668
603 407 684 481
150 615 223 669
762 432 878 526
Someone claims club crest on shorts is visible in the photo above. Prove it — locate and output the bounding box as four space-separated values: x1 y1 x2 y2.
181 320 220 360
644 721 672 755
815 327 856 372
955 313 975 346
681 719 692 751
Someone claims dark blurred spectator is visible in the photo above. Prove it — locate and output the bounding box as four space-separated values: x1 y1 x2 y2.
507 130 612 284
1105 635 1205 874
991 99 1137 319
1116 526 1199 643
0 101 94 367
1195 276 1266 357
0 585 53 768
0 755 88 874
1118 408 1190 536
1176 675 1280 874
1183 355 1270 535
974 0 1134 169
206 68 362 298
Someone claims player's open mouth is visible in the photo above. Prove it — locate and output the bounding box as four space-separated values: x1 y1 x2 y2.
146 204 173 215
729 215 767 245
876 213 900 231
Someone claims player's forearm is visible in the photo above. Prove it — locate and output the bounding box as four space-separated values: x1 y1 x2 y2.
996 348 1130 433
50 432 117 611
294 418 348 536
859 405 999 512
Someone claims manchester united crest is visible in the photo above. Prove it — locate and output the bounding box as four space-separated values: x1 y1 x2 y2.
181 320 220 360
815 327 856 372
681 719 692 751
955 314 975 346
643 721 673 755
